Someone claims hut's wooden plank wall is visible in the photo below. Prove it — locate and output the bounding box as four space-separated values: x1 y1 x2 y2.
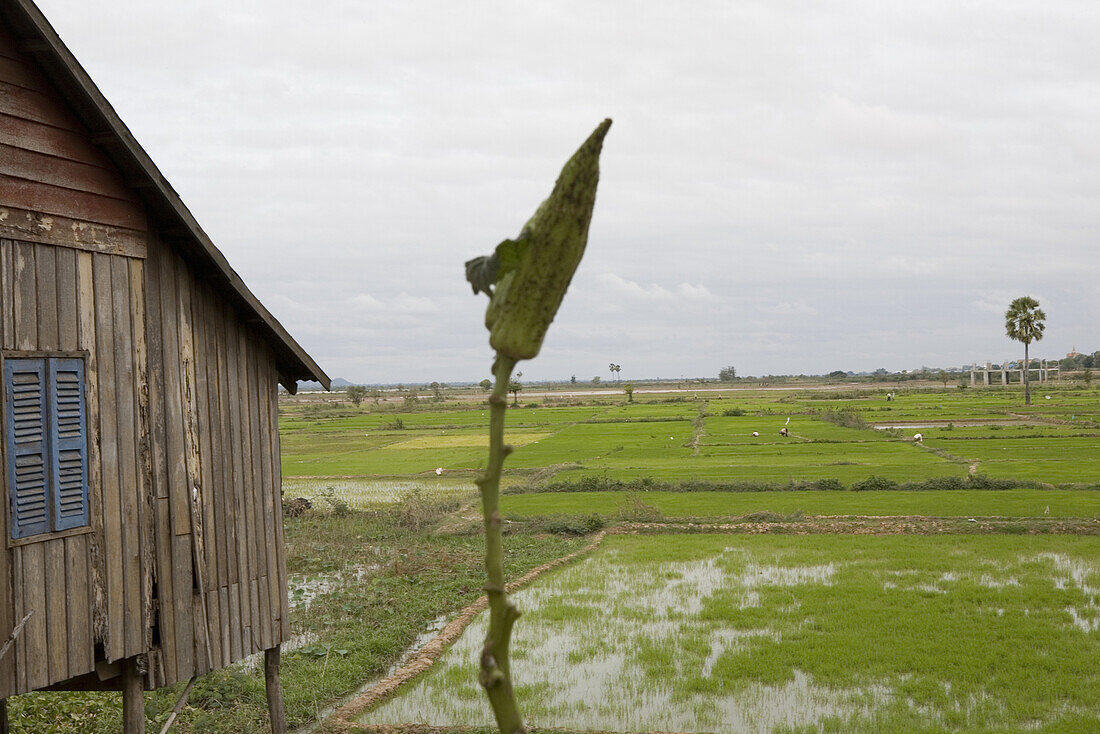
0 13 290 695
0 243 291 696
143 237 289 687
0 239 144 693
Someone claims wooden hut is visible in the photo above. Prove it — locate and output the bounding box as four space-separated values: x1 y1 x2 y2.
0 0 330 730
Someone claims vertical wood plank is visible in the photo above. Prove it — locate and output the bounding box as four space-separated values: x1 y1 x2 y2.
0 241 13 694
1 240 13 350
33 244 57 350
199 286 231 666
55 247 78 350
10 550 24 694
225 313 250 656
214 302 239 587
43 539 67 683
110 255 142 658
158 251 188 532
228 582 241 662
175 260 212 671
91 253 123 661
129 259 156 657
236 330 257 652
258 575 270 652
21 545 47 690
154 498 176 684
257 353 280 645
214 302 241 663
156 249 193 679
218 587 230 669
76 251 107 648
143 241 177 683
245 336 271 651
189 282 221 668
13 241 36 350
64 535 92 676
172 533 194 678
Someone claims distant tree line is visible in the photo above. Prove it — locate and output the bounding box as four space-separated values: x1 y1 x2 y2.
1060 349 1099 370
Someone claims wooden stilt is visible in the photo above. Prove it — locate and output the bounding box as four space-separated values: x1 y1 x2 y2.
122 657 145 734
0 698 8 734
264 646 286 734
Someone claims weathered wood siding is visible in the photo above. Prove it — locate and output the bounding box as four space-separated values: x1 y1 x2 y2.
0 239 148 696
0 16 289 696
0 22 147 257
145 238 288 687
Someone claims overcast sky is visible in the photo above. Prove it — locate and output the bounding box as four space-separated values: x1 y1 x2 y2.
36 0 1100 383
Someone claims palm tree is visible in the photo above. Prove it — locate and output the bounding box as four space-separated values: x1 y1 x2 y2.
1004 296 1046 405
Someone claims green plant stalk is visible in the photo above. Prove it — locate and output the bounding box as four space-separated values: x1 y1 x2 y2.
475 353 524 733
465 119 610 732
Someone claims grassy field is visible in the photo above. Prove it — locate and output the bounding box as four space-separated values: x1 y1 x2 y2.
279 384 1100 490
363 533 1100 733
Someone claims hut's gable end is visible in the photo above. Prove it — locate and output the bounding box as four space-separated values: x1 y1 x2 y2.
0 23 148 257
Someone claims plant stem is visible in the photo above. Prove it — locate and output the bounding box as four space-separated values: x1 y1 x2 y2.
476 353 524 733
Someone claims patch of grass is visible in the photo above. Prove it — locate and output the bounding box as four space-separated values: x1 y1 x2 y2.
7 504 588 733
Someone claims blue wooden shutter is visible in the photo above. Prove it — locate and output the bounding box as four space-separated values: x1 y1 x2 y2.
4 359 50 538
48 358 89 531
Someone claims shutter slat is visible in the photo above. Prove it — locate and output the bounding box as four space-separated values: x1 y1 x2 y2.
5 359 51 538
49 359 89 531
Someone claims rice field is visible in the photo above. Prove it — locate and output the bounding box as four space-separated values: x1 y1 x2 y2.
279 384 1100 496
278 384 1100 733
361 534 1100 733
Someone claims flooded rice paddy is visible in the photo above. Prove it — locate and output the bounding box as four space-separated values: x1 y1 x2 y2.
360 534 1100 733
281 478 477 508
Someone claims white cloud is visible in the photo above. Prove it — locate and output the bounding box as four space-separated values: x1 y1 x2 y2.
760 301 818 317
596 274 716 304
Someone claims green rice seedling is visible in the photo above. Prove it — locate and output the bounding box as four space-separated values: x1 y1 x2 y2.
364 534 1100 733
500 488 1100 519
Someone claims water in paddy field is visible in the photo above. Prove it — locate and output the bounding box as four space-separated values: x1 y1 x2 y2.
360 551 882 733
358 541 1100 733
281 478 477 508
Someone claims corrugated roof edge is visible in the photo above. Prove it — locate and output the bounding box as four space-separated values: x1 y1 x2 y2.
2 0 331 393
